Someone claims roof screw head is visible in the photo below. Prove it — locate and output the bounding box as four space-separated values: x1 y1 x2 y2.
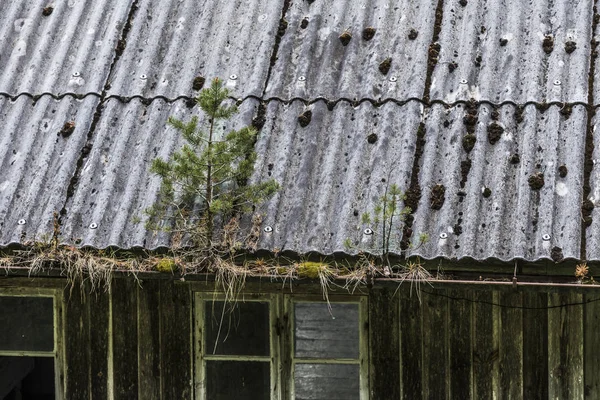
439 232 448 239
72 72 81 77
363 228 374 235
389 76 397 82
542 234 551 241
89 223 98 230
298 76 306 81
229 74 238 80
553 80 561 86
460 79 468 84
17 219 26 225
140 74 147 80
263 225 273 233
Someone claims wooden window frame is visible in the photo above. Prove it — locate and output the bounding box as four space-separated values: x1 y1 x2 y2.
284 295 369 400
0 288 64 399
194 293 281 400
193 292 368 400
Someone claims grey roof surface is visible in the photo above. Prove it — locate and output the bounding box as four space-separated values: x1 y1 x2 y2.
253 100 422 254
0 0 599 266
265 0 438 101
429 0 595 104
0 95 99 245
105 0 284 99
0 0 132 96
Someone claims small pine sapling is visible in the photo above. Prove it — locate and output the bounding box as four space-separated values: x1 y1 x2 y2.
347 182 428 267
147 78 279 256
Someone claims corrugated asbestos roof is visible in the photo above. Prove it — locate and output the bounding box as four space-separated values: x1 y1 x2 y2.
0 0 599 266
0 0 132 96
105 0 284 99
265 0 438 101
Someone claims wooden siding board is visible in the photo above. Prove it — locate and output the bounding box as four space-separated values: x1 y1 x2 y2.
422 289 447 400
112 278 139 399
64 283 90 399
585 295 600 398
448 289 472 400
548 292 584 399
138 279 161 400
499 291 523 400
399 288 423 400
369 288 400 399
522 292 548 399
160 281 193 399
89 289 110 400
472 291 495 400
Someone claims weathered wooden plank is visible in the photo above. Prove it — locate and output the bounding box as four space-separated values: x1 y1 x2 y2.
369 288 400 399
448 289 472 399
89 289 110 400
399 287 423 400
548 292 584 399
472 290 495 400
161 280 193 399
421 289 447 400
498 291 522 399
112 278 139 399
585 295 600 398
63 283 90 399
522 292 548 399
137 279 161 400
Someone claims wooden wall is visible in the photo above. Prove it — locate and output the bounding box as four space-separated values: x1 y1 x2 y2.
63 278 193 400
374 286 600 400
5 277 596 399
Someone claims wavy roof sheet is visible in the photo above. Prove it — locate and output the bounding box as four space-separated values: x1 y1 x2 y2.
253 100 422 254
429 0 594 104
105 0 284 99
0 0 598 267
0 95 99 245
265 0 438 101
0 0 132 96
407 103 586 262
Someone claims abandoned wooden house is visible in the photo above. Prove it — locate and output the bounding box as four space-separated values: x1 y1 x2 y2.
1 0 600 399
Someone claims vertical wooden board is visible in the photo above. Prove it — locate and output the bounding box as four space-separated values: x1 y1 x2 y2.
585 295 600 398
472 291 495 400
421 289 447 400
112 278 139 399
522 292 548 399
448 289 472 400
399 287 423 400
498 291 522 400
548 293 584 399
161 281 193 399
137 279 161 400
369 288 400 399
89 289 110 400
63 283 90 399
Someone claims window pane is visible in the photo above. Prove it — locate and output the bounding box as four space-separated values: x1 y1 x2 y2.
294 363 360 400
0 297 54 352
294 303 359 359
205 301 269 356
206 360 270 400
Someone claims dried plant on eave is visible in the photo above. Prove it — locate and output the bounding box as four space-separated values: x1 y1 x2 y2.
146 78 279 271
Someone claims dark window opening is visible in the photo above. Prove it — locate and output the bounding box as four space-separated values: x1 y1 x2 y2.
0 297 54 352
0 356 55 400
